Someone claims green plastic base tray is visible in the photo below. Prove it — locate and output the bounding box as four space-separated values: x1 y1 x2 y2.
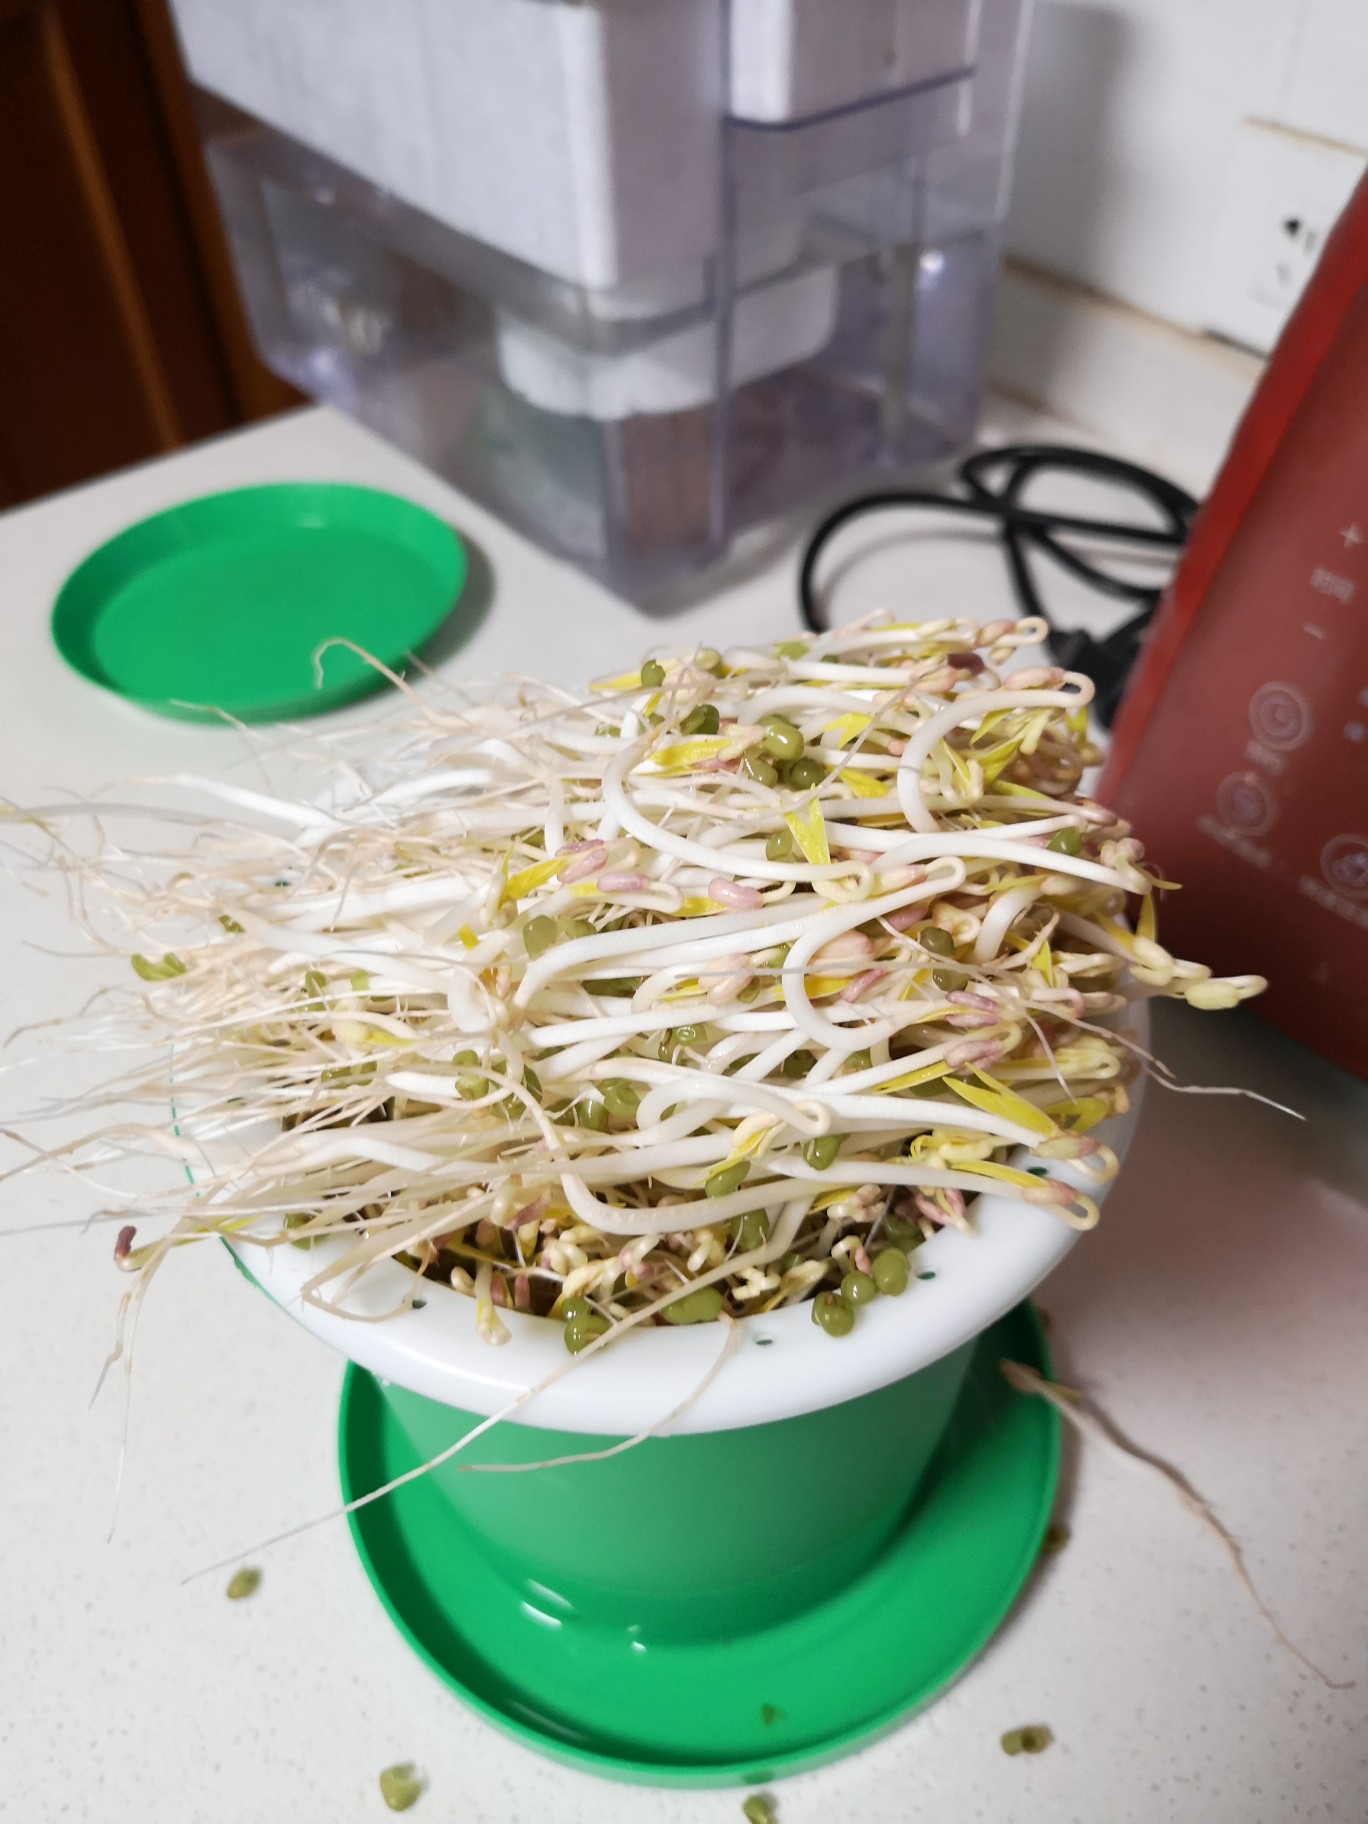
51 483 466 722
338 1304 1057 1788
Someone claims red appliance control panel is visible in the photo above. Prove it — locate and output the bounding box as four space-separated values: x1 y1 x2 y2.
1104 180 1368 1076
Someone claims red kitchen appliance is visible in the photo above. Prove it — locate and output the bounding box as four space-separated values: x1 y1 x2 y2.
1102 169 1368 1078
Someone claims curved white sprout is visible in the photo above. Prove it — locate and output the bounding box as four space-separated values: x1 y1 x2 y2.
31 613 1264 1347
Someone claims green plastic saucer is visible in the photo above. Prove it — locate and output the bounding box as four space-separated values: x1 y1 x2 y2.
339 1304 1057 1788
51 483 466 722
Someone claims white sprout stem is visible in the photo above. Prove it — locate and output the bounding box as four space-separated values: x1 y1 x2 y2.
155 776 346 836
780 878 942 1053
16 611 1258 1364
515 898 805 1006
895 686 1092 834
599 747 859 887
974 883 1040 963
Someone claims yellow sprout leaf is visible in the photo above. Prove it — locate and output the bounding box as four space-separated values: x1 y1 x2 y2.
679 896 723 917
982 869 1025 895
1036 940 1057 988
1096 915 1155 961
970 706 1016 744
457 924 479 951
783 800 830 867
838 767 887 798
947 1072 1059 1138
723 1115 780 1167
1019 709 1053 756
660 980 704 1002
811 1185 853 1214
648 738 735 772
992 780 1053 801
908 1130 995 1163
501 856 566 904
976 736 1026 786
333 1020 413 1051
823 713 872 748
1136 892 1157 944
956 1159 1051 1191
936 739 977 795
880 1059 954 1092
803 974 850 999
1043 1094 1112 1132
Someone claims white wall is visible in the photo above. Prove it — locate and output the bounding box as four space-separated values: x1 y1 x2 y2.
1003 0 1368 344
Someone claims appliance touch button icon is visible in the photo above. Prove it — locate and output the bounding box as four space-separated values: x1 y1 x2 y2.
1216 771 1278 836
1249 681 1313 751
1321 835 1368 898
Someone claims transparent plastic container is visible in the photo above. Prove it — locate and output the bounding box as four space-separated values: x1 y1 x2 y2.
179 0 1030 596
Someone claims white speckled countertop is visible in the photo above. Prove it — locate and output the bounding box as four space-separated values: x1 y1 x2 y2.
1 405 1365 1823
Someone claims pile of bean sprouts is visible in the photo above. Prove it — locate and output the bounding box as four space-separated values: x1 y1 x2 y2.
37 616 1264 1351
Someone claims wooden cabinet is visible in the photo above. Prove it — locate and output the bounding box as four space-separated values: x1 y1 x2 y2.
0 0 298 510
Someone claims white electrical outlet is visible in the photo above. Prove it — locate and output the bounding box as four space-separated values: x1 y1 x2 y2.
1202 119 1365 356
1250 211 1328 313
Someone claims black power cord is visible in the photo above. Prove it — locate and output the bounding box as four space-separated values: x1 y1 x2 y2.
798 444 1199 725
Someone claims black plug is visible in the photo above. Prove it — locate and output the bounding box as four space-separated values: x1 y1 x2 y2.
1048 616 1150 729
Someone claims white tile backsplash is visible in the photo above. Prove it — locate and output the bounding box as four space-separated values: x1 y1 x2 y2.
1004 0 1367 335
